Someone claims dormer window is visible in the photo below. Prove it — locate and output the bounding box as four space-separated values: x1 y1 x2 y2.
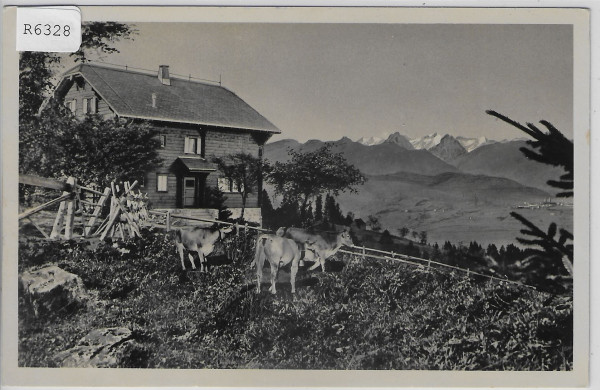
184 136 202 155
66 99 76 113
83 97 97 114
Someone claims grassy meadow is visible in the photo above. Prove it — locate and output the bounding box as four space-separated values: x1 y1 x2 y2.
18 228 572 370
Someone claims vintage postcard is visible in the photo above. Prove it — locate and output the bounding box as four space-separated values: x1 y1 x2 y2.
1 5 590 388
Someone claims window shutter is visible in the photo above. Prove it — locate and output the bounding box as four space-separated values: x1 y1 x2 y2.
91 97 97 113
196 137 202 155
83 98 88 114
184 137 190 153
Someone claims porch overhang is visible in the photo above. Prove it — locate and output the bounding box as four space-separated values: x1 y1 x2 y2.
175 157 217 173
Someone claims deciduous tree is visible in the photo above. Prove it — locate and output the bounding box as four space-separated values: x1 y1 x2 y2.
213 153 262 221
20 108 161 187
265 143 365 212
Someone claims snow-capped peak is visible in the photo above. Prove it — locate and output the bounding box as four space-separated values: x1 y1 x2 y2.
356 136 385 146
455 136 494 152
410 133 444 150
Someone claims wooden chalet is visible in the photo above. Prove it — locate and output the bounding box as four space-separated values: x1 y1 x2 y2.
51 63 280 222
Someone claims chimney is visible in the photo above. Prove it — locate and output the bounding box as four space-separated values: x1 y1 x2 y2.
158 65 171 86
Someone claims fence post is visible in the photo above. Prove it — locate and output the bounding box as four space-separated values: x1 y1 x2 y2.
166 211 171 232
236 222 240 236
64 177 77 239
244 223 248 235
466 268 470 278
362 245 366 261
50 178 74 239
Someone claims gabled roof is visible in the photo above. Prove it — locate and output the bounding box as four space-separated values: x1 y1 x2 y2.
55 63 280 134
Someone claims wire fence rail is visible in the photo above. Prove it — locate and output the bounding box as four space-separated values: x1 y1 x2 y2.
147 210 536 290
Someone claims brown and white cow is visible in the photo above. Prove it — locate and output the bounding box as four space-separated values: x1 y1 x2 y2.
276 227 354 272
174 225 233 271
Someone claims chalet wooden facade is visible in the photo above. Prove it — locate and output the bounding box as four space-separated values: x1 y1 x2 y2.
52 64 280 222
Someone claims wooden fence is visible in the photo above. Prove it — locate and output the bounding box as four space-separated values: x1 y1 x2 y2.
20 174 146 240
147 210 535 290
20 175 534 290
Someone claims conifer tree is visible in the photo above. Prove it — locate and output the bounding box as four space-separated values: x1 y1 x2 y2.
315 195 323 221
487 110 574 291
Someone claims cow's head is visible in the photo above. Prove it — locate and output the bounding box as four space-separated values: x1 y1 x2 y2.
338 229 354 247
220 225 234 235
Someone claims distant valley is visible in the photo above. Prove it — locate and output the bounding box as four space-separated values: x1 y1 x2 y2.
264 133 572 246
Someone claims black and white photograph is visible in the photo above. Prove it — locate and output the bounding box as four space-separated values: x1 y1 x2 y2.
1 5 591 388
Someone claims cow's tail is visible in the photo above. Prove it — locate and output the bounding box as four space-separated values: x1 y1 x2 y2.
252 235 268 268
173 228 182 243
173 228 183 254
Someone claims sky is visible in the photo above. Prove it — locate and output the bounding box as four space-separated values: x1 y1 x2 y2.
57 22 573 143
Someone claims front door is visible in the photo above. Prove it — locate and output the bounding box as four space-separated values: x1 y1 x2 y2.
183 176 196 207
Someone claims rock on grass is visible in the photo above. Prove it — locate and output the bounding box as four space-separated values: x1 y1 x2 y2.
53 327 146 368
19 265 88 317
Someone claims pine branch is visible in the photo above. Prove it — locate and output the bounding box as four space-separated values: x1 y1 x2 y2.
486 110 573 196
556 191 574 198
547 179 573 189
511 212 573 263
562 256 574 276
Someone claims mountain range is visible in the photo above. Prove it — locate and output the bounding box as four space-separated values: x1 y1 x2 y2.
264 133 572 245
356 132 495 154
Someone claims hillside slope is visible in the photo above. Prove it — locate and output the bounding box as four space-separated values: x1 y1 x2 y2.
335 171 571 245
451 140 566 193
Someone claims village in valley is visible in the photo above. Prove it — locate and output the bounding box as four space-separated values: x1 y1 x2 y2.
15 20 576 372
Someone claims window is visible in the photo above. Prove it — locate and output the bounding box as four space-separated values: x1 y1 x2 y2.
184 136 202 155
159 134 167 148
83 97 97 114
185 178 195 188
157 174 168 192
66 99 76 113
218 177 244 193
218 178 230 192
231 181 244 193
